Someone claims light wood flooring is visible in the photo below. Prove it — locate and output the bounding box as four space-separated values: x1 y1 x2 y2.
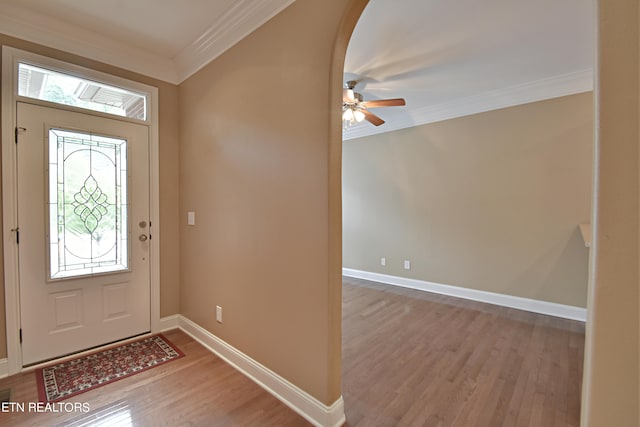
0 277 584 426
0 330 309 426
341 276 584 427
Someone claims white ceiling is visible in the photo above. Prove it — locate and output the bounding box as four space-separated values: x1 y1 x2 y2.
343 0 595 139
0 0 296 83
0 0 594 139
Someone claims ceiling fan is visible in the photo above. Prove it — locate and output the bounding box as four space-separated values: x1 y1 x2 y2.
342 80 406 127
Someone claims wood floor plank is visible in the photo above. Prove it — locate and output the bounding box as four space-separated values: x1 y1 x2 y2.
341 276 584 427
0 330 310 426
0 277 584 426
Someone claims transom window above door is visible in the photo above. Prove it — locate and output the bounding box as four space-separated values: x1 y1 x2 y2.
18 63 147 121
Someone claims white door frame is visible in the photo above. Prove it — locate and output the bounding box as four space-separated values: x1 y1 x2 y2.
1 47 161 375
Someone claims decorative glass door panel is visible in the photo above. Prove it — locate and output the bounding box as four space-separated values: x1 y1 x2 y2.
47 128 129 279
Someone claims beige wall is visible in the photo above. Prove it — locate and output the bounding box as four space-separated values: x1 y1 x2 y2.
343 93 593 307
0 34 182 359
178 0 361 405
581 0 639 425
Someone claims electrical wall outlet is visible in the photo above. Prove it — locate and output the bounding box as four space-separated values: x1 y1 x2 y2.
216 306 223 323
380 257 386 266
403 260 411 270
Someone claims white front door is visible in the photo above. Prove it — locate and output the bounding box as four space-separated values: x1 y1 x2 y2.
17 102 151 366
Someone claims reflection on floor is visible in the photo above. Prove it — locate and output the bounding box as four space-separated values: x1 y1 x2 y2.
0 277 584 426
0 330 309 426
342 276 584 427
63 401 133 427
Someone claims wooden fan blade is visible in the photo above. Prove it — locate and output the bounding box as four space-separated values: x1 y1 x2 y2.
361 98 406 108
362 109 385 126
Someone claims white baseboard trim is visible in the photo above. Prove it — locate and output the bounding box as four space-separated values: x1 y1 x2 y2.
0 358 8 379
177 315 345 427
158 314 181 332
343 268 587 322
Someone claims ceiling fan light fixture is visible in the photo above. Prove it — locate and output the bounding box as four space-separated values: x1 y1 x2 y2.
341 80 405 128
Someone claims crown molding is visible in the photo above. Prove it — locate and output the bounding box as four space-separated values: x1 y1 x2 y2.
0 3 179 83
174 0 297 82
343 68 594 140
0 0 296 85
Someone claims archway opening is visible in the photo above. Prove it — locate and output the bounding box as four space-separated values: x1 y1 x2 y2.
337 0 594 424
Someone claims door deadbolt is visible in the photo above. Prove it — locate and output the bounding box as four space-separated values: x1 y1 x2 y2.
138 221 148 228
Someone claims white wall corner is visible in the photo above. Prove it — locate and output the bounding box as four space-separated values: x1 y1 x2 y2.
342 268 587 322
177 315 346 427
0 358 8 379
173 0 297 82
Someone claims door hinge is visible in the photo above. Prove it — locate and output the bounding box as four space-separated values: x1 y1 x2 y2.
19 329 22 344
11 227 19 244
15 127 26 143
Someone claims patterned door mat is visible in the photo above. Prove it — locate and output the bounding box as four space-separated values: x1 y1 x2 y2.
36 334 184 402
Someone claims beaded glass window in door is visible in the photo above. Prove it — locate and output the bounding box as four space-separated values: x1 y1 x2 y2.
47 128 129 279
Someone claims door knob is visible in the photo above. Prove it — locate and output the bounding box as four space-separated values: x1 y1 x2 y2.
139 234 148 242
